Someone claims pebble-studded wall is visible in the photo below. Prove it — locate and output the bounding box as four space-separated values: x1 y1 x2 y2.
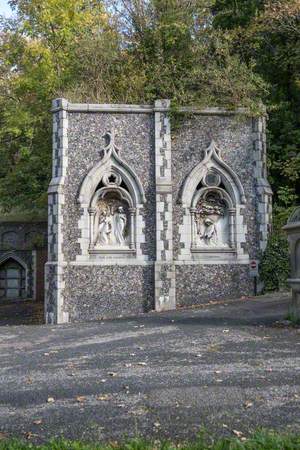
45 99 272 323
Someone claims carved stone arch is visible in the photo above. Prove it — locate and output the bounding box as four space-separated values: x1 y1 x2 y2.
91 186 133 209
0 252 28 271
178 140 249 259
77 128 146 259
191 186 234 210
0 252 29 299
78 132 145 208
181 140 246 208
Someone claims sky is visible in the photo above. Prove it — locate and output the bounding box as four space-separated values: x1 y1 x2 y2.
0 0 13 17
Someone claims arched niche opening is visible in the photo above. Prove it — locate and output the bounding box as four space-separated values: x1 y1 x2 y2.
88 170 136 252
77 128 146 258
191 185 235 250
0 256 27 301
180 141 247 258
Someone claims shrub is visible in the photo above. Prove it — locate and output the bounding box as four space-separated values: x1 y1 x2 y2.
260 232 290 292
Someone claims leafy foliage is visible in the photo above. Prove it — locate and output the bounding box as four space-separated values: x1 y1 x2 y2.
213 0 300 206
0 0 266 211
260 232 290 291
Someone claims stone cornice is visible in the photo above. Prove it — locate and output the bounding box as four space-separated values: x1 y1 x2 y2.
51 98 264 115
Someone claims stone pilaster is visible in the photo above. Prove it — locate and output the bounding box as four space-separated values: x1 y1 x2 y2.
252 116 272 253
154 100 176 311
45 98 69 324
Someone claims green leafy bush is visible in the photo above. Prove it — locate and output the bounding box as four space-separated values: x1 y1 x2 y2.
260 232 290 292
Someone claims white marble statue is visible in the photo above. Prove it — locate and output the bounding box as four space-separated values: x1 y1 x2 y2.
94 203 127 247
201 217 218 246
95 211 113 245
113 206 127 245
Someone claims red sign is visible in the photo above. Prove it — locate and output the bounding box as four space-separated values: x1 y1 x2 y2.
249 260 259 277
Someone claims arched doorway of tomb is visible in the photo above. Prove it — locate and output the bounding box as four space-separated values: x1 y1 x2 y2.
0 257 26 301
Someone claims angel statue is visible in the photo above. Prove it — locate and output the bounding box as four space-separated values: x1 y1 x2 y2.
94 210 113 246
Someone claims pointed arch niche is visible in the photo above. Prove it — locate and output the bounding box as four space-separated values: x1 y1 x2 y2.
0 253 29 300
77 129 146 261
179 140 249 263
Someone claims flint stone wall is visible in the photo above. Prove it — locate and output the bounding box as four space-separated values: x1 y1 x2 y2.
46 100 272 323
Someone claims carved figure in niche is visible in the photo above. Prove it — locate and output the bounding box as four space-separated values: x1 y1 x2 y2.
195 192 228 247
94 198 129 247
201 218 218 245
114 206 127 245
96 210 113 245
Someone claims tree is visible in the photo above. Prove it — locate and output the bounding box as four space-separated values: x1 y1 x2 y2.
213 0 300 206
0 0 110 211
0 0 266 211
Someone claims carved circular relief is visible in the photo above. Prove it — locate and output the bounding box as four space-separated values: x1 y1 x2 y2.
203 171 221 187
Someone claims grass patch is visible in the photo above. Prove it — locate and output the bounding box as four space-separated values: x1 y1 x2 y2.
1 430 300 450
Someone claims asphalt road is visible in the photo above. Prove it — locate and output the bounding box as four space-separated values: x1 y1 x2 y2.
0 292 299 444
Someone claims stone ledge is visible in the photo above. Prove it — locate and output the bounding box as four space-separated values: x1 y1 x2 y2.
51 98 261 116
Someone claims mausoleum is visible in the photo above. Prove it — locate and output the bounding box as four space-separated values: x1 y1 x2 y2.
45 99 272 324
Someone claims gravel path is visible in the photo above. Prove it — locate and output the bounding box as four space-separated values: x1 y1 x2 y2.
0 292 299 443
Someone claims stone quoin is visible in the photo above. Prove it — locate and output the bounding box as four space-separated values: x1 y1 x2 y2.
45 99 272 324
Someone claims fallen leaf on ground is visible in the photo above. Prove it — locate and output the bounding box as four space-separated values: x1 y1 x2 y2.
25 432 38 439
76 396 86 403
47 397 55 403
96 395 111 401
232 430 244 438
244 401 253 409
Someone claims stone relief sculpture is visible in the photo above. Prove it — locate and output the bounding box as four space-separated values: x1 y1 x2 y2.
181 140 247 253
194 191 229 248
93 200 128 247
82 124 146 255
